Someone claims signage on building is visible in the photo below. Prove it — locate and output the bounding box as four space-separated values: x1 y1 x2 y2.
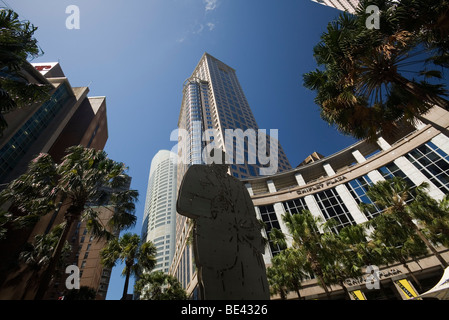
345 268 403 287
34 65 53 71
296 175 347 195
31 62 58 75
395 279 419 299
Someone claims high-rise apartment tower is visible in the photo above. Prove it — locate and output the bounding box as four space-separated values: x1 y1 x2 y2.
141 150 177 274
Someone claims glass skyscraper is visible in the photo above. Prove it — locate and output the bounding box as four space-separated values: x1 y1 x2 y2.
176 52 291 180
171 53 291 294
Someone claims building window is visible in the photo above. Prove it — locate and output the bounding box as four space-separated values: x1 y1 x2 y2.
377 162 415 187
258 205 282 256
378 162 417 203
314 188 355 231
283 197 308 215
346 175 383 220
405 141 449 193
0 82 72 181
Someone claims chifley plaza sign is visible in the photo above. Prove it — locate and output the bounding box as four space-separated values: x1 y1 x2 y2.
345 265 403 288
297 175 347 196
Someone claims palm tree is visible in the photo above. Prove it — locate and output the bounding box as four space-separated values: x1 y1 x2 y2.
410 192 449 248
322 223 389 299
16 224 70 299
303 0 449 142
367 213 428 291
362 177 448 268
267 248 307 300
358 0 449 56
0 145 138 299
266 262 289 300
270 210 333 298
134 271 187 300
0 8 51 135
434 195 449 247
100 233 157 300
337 223 387 268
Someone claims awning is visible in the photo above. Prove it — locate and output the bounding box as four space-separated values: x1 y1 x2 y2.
416 267 449 300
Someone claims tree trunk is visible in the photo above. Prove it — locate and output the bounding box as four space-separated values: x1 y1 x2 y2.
404 217 449 268
34 212 77 300
416 228 448 268
293 284 302 300
309 257 331 299
121 260 133 300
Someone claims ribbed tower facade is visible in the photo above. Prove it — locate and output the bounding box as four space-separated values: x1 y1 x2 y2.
141 150 177 274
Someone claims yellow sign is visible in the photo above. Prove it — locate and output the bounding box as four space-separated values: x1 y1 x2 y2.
395 279 418 299
351 290 366 300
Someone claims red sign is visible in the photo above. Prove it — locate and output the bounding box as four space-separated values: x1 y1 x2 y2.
34 65 53 71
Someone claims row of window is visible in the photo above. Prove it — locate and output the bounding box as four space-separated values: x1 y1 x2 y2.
0 83 72 182
258 140 449 256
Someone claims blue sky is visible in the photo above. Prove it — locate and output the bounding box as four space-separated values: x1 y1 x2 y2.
9 0 358 299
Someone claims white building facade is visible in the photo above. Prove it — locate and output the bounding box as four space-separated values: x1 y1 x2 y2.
311 0 360 13
141 150 177 274
244 106 449 300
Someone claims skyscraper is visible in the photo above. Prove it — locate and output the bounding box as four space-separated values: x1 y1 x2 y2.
0 62 112 300
310 0 360 13
176 53 291 180
141 150 177 274
170 53 291 296
0 62 108 185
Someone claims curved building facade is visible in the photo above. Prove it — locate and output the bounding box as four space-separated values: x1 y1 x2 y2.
171 105 449 300
242 106 449 300
141 150 177 274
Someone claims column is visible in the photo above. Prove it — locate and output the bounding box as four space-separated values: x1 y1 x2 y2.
351 149 385 183
295 172 327 223
377 136 392 151
352 150 366 164
394 156 445 200
266 180 292 247
245 183 254 196
323 163 369 224
431 133 449 156
254 206 273 264
377 137 445 200
413 118 427 130
247 183 272 262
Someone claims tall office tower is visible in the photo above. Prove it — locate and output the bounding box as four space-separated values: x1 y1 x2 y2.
141 150 177 274
177 53 291 181
171 53 291 296
310 0 360 13
0 62 111 300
